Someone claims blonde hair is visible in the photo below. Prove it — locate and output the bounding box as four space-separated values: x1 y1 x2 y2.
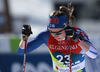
50 3 75 26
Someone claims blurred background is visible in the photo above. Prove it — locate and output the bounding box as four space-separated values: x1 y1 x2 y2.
0 0 100 72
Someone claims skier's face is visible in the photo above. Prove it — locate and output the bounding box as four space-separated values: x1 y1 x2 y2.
49 28 66 41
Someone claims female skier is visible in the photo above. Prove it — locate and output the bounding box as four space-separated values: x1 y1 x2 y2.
18 3 97 72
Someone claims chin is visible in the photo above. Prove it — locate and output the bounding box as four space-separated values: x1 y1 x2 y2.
56 39 63 41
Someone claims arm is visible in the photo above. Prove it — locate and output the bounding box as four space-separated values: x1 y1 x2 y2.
78 40 90 52
18 32 45 55
18 30 50 55
77 29 97 59
18 25 33 55
78 40 97 59
65 26 90 52
65 26 97 59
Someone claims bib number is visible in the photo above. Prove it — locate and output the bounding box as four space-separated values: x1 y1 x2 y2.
56 55 70 65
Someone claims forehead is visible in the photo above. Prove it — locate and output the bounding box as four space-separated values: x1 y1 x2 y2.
49 28 63 32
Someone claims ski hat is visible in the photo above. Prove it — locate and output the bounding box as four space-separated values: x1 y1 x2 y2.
48 15 68 28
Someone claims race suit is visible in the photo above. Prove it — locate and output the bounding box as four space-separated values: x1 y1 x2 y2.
18 27 97 72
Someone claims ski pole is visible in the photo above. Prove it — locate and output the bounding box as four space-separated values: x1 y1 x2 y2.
68 36 72 72
23 40 27 72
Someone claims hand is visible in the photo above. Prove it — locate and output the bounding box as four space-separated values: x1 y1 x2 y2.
65 26 80 43
65 26 74 37
22 25 32 40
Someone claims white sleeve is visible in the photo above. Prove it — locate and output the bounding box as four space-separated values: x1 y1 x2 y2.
85 45 97 59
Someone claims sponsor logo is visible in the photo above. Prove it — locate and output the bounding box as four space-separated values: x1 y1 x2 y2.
49 44 78 50
49 18 59 23
58 66 80 72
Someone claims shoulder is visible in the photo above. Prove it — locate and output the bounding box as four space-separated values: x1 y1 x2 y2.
73 27 88 37
36 30 50 41
38 30 50 37
73 27 82 32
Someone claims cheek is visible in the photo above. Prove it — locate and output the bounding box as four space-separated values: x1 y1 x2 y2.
58 31 66 39
60 31 66 37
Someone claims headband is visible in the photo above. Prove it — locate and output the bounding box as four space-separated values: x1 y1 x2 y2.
48 15 68 28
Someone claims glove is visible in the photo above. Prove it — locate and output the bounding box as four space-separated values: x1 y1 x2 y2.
65 26 74 37
65 26 81 44
22 25 32 40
